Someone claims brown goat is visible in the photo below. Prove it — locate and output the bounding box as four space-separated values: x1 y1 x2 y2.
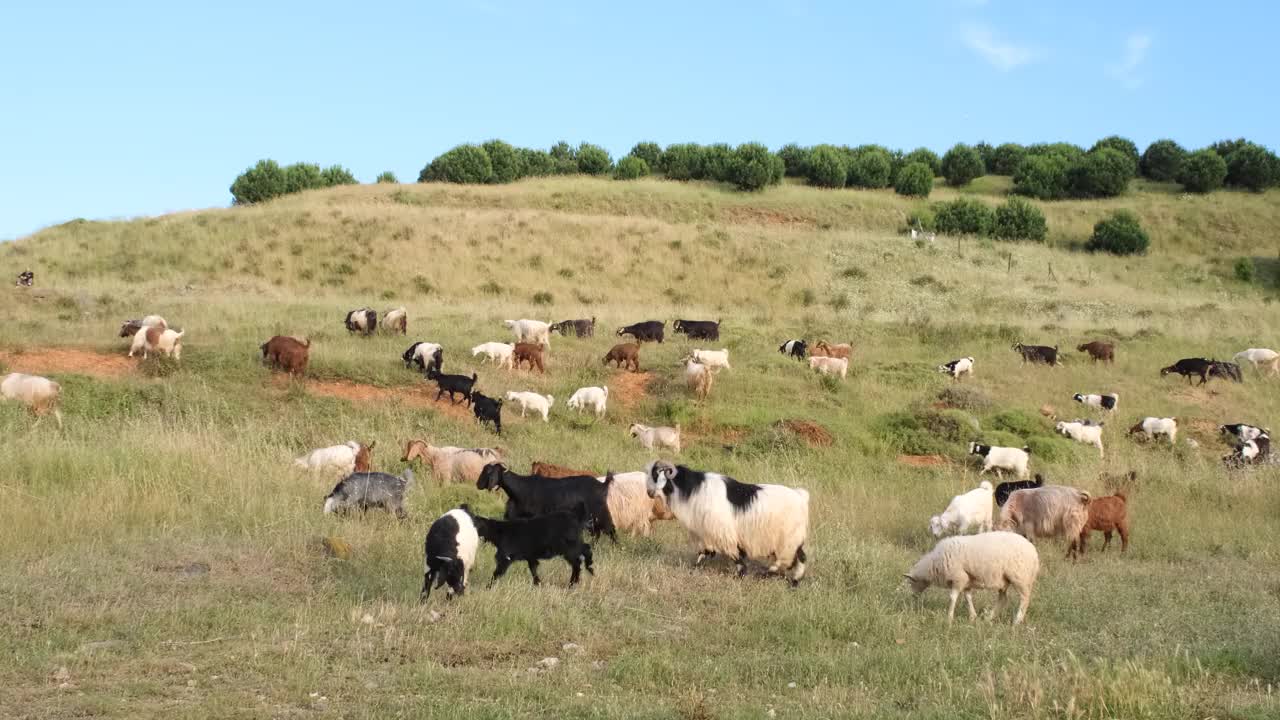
1074 492 1129 555
531 460 596 478
353 441 375 473
603 342 641 372
812 341 852 359
1077 340 1115 363
261 335 311 375
511 342 545 373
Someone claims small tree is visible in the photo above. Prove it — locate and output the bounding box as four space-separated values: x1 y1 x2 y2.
805 144 847 188
699 143 735 182
283 163 323 194
230 159 287 204
904 147 941 176
941 143 985 187
419 144 493 184
730 142 783 191
1027 142 1085 163
974 142 996 173
1139 139 1186 182
628 141 662 169
1210 138 1249 161
848 147 892 188
614 155 650 180
1067 147 1132 198
659 143 703 180
549 141 578 175
482 140 523 183
934 197 995 235
1012 155 1069 199
575 143 612 175
778 143 812 177
320 165 358 187
518 148 556 177
991 143 1027 175
1178 149 1228 193
375 171 398 184
1088 210 1149 255
894 161 933 197
1089 136 1140 177
1225 143 1278 192
993 197 1048 242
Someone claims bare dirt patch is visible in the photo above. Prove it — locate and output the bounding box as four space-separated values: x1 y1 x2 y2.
300 379 476 423
898 454 949 468
609 371 652 409
778 419 833 447
0 348 135 378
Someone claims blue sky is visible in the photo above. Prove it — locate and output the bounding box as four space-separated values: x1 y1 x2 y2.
1 0 1276 240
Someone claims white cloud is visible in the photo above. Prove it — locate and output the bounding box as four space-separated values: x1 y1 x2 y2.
1107 33 1152 88
960 23 1034 71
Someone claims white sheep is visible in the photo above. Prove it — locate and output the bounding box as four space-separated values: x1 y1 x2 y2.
294 441 370 475
904 531 1040 625
929 481 994 537
809 355 848 379
1233 348 1280 376
129 327 185 360
504 319 551 348
1055 420 1105 457
688 349 731 372
505 391 554 421
968 442 1030 479
998 484 1091 558
598 470 672 537
629 423 682 453
938 357 974 380
1 372 63 427
1128 417 1177 444
684 359 714 400
471 342 515 369
646 461 810 586
567 386 608 418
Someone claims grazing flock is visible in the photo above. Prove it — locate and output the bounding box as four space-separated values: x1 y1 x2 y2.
2 305 1274 626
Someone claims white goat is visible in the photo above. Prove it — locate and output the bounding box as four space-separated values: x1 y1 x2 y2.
689 349 730 371
809 355 848 378
294 441 366 475
929 481 994 537
629 423 682 453
1234 348 1280 376
904 531 1040 625
505 391 554 421
129 326 184 360
1 372 63 427
968 442 1030 479
647 461 809 586
567 386 608 418
1128 417 1177 444
684 359 714 400
471 342 515 369
504 319 551 348
1056 420 1105 457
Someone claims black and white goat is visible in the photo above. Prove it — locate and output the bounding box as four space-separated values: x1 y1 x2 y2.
1224 433 1272 468
403 341 444 375
344 308 378 336
1220 423 1270 444
471 504 596 587
476 463 617 542
969 442 1031 479
1073 392 1118 412
938 356 974 380
420 506 479 601
778 339 807 360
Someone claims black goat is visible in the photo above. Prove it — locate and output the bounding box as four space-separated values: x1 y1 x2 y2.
427 366 476 405
476 462 617 542
550 317 595 337
471 504 595 587
617 320 665 343
994 474 1045 506
1012 342 1058 365
1159 357 1213 385
674 319 721 341
1209 360 1243 383
472 391 503 435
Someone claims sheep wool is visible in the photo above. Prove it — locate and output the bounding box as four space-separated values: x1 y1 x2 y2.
905 531 1040 625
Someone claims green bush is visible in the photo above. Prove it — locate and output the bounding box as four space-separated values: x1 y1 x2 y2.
1139 139 1186 182
482 140 523 183
614 155 650 180
1178 149 1227 193
375 171 398 184
699 143 735 182
989 409 1048 438
1027 142 1085 163
974 142 996 173
805 145 848 188
1067 147 1132 198
903 148 941 175
993 197 1048 242
906 206 936 232
1025 436 1070 463
1225 143 1278 192
548 141 579 174
419 144 493 184
1012 154 1070 199
659 143 703 180
575 143 612 175
519 148 556 177
320 165 357 187
935 384 992 411
730 143 783 191
778 144 812 177
934 197 995 236
1210 138 1249 161
894 161 933 197
848 148 892 188
1234 257 1256 283
283 163 323 194
1088 210 1150 256
870 411 951 456
1089 136 1140 177
991 143 1027 175
628 141 662 169
230 159 287 204
941 143 985 187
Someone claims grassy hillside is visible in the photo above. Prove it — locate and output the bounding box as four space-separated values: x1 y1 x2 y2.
2 177 1279 719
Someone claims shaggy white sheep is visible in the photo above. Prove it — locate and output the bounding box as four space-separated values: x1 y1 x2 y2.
904 531 1040 625
383 307 408 334
1055 420 1105 457
809 355 848 378
471 342 515 368
504 319 551 348
1 372 63 427
688 349 731 372
598 470 672 537
998 484 1091 558
629 423 682 453
929 481 994 537
567 386 608 418
505 391 554 421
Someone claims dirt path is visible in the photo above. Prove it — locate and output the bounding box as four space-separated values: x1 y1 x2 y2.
300 378 477 422
609 371 652 409
0 348 136 377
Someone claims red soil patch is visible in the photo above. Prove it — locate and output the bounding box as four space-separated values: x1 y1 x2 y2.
898 454 949 468
300 379 476 422
609 371 652 409
778 419 833 447
0 348 135 378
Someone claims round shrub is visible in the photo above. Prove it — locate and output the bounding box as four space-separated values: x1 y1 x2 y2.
283 163 323 194
659 143 703 181
1027 142 1085 162
575 143 612 175
321 165 357 187
628 141 662 169
993 197 1047 242
730 142 783 191
519 148 556 177
614 155 650 180
903 148 941 175
375 171 398 184
991 143 1027 175
230 159 287 204
482 140 522 183
419 144 493 184
1210 138 1249 161
805 144 848 188
1234 257 1256 284
975 142 996 173
1013 155 1069 199
1068 147 1132 198
1178 149 1227 193
894 161 933 197
1139 139 1186 182
848 148 892 188
933 197 995 236
1089 136 1140 177
549 141 577 174
1087 210 1149 256
699 143 735 182
778 144 812 177
1225 143 1278 192
941 143 985 187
